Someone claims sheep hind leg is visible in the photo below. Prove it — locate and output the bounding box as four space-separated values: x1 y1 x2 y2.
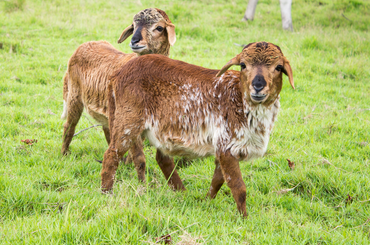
206 158 225 199
124 134 145 165
131 137 146 183
102 126 137 167
61 97 83 155
100 143 128 193
101 137 134 192
218 151 247 218
102 126 111 145
101 124 143 192
156 150 185 191
124 150 133 165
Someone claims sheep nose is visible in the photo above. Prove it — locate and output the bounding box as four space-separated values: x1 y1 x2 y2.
253 84 264 93
131 26 143 45
252 75 266 93
131 35 140 45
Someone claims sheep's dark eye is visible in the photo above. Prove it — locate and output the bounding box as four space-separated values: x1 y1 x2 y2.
240 62 246 70
156 26 164 32
275 65 283 72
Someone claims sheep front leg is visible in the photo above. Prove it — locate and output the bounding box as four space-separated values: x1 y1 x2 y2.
218 151 247 218
207 158 225 199
156 150 186 191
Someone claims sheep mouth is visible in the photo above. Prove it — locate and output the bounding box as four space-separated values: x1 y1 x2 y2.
130 43 147 52
251 93 267 102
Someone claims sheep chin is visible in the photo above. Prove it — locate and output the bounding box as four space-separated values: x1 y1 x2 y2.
250 93 268 104
129 43 147 53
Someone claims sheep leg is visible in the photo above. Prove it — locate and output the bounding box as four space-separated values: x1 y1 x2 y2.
124 150 133 165
131 137 146 182
100 143 129 193
102 126 111 145
125 134 145 165
156 150 185 191
100 127 142 173
218 151 247 217
206 158 225 199
101 122 141 192
61 94 83 155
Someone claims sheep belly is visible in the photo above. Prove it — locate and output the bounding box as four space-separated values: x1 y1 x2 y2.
228 128 270 161
143 128 216 159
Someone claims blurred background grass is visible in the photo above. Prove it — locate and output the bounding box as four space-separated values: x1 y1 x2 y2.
0 0 369 244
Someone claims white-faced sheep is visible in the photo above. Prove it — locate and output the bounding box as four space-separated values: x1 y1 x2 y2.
101 41 295 217
61 8 176 181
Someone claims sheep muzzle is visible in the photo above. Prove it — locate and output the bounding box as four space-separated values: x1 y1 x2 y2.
130 26 147 52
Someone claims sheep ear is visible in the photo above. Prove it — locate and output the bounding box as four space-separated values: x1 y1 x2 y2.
166 23 176 46
216 55 240 77
282 56 295 89
118 24 134 44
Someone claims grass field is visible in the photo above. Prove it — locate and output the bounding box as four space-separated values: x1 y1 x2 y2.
1 0 370 244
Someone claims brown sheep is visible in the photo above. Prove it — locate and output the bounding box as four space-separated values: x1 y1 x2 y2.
101 42 295 217
61 8 175 181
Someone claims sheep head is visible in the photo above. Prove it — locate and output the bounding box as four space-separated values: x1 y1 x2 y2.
117 8 176 56
217 42 294 106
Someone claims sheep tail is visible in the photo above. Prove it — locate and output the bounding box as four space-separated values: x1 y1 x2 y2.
61 72 69 120
107 81 116 136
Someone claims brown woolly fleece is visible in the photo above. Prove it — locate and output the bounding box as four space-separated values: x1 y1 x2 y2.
101 42 295 217
61 9 176 181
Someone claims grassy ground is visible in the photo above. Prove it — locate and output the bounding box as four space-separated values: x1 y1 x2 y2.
1 0 370 244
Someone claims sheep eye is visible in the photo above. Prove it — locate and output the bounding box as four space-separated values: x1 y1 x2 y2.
275 65 283 72
156 26 164 32
240 62 246 70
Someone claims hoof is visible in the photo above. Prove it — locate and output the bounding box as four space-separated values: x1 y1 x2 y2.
101 187 113 194
61 149 71 156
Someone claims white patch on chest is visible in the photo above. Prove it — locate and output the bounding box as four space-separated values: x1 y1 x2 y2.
227 97 280 161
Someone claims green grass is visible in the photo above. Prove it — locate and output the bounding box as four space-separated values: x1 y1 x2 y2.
1 0 370 244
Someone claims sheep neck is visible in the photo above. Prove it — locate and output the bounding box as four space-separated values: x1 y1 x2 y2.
225 95 280 161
